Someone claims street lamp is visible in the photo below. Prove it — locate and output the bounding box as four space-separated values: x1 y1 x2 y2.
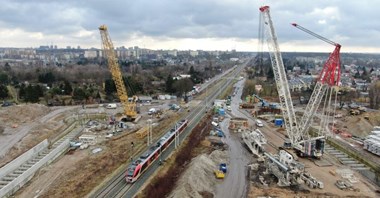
147 119 152 146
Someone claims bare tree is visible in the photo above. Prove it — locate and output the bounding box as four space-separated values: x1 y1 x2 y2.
369 81 380 109
173 78 194 96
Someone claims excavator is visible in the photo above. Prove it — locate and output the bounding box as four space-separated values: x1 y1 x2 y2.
99 25 139 122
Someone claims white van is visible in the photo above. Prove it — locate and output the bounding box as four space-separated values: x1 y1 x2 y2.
211 121 219 127
227 106 232 111
148 108 157 115
106 103 117 109
256 119 263 127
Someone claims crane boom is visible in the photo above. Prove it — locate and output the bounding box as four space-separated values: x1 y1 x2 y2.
291 23 339 47
99 25 137 119
259 6 300 144
292 24 341 136
291 23 341 86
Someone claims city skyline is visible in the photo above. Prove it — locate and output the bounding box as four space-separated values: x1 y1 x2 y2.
1 0 379 53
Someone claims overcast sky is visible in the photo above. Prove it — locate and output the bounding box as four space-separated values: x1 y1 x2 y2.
0 0 379 52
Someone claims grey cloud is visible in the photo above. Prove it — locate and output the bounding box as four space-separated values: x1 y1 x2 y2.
0 0 379 49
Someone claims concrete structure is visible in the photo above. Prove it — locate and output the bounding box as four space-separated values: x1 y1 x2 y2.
242 129 267 156
0 139 70 197
0 140 48 180
0 118 88 197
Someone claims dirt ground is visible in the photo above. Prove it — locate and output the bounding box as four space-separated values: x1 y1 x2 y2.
3 98 379 198
0 98 188 198
0 104 78 167
246 154 378 198
238 106 380 197
248 185 339 198
15 149 88 198
335 110 380 137
28 111 182 198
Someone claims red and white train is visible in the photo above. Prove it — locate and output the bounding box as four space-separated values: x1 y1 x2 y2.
126 119 188 183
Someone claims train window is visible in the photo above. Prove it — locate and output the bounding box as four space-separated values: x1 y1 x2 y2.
127 166 135 176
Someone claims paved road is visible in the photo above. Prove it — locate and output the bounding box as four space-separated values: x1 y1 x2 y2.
215 117 250 198
214 77 256 198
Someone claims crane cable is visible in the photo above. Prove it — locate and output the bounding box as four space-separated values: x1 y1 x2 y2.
319 87 330 136
326 86 335 137
258 11 264 70
331 87 339 138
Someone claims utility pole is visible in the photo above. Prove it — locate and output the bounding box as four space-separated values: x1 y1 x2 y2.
174 124 179 149
131 141 134 162
147 119 152 146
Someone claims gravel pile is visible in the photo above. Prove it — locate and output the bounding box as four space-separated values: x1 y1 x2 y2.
169 150 228 198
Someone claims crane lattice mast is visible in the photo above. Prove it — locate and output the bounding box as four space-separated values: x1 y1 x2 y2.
99 25 137 119
259 6 300 145
259 6 341 158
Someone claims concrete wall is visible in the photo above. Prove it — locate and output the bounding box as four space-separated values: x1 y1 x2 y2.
0 139 69 198
0 139 48 179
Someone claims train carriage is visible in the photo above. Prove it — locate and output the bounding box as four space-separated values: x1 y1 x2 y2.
126 120 188 183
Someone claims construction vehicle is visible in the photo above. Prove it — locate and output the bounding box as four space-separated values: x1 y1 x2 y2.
226 95 232 106
99 25 138 121
250 94 280 114
214 170 225 179
259 6 341 158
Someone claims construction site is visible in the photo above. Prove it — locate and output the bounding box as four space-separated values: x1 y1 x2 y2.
0 4 380 198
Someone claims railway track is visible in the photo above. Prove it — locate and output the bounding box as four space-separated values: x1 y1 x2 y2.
93 171 131 197
89 61 245 198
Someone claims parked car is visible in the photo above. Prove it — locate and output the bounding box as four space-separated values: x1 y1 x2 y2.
219 163 227 173
1 101 13 107
256 119 264 127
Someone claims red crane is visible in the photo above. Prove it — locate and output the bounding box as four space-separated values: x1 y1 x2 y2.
291 23 341 86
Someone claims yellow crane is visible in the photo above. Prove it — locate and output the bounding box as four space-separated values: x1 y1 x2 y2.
99 25 137 120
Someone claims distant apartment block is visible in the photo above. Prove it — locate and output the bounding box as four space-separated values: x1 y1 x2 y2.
189 50 199 57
